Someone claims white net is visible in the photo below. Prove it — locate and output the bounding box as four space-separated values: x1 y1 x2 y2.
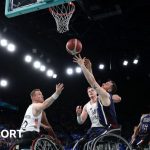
49 2 75 33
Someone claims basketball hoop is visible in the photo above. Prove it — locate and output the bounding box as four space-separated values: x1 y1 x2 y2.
49 2 75 33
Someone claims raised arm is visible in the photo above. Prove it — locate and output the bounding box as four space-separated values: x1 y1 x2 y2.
33 83 64 115
73 55 110 106
76 105 88 124
84 58 93 74
131 124 140 143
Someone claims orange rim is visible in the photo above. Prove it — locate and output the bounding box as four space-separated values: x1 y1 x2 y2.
49 2 75 16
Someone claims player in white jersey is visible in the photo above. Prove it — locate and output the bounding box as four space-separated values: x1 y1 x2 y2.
16 83 64 149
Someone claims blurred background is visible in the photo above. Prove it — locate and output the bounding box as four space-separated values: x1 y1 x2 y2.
0 0 150 149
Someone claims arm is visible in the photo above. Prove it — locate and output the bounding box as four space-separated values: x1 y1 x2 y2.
33 83 64 115
85 58 121 104
41 111 58 139
131 124 140 143
73 55 110 106
112 94 121 103
84 58 93 74
76 105 88 124
131 115 144 143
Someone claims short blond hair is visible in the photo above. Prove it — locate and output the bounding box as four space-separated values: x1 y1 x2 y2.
30 89 40 97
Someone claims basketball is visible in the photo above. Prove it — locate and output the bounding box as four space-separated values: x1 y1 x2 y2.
66 38 82 55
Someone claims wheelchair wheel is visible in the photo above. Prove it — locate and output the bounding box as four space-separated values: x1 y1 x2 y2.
72 138 84 150
92 133 132 150
83 140 93 150
83 142 88 150
9 143 20 150
32 137 58 150
9 144 17 150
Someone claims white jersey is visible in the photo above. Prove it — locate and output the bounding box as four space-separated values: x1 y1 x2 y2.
20 104 42 133
84 101 103 127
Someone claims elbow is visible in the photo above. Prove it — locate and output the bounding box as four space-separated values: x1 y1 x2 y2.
105 100 111 106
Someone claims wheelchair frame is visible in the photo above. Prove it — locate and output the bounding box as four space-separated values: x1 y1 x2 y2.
9 135 61 150
73 128 132 150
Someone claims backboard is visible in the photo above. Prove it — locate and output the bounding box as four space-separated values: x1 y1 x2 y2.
5 0 74 18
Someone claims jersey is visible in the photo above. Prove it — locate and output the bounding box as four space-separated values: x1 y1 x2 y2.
84 94 118 128
84 101 103 127
139 114 150 136
20 104 42 133
102 94 119 128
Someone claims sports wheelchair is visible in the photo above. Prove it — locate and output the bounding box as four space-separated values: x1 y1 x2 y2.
9 134 63 150
73 128 132 150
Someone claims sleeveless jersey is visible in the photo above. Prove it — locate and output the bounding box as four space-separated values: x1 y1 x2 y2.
102 94 118 128
85 94 118 128
20 104 42 133
84 101 103 127
139 114 150 135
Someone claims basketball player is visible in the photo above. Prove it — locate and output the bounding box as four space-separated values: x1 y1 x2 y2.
17 83 64 149
131 113 150 148
73 55 119 147
84 58 121 103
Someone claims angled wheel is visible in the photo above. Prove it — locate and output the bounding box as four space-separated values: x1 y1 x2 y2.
83 140 93 150
91 133 132 150
32 137 58 150
72 138 84 150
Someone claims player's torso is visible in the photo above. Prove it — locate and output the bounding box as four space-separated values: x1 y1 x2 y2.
20 104 42 133
86 101 103 127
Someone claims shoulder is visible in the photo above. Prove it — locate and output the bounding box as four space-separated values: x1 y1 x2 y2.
141 114 146 117
32 103 43 114
140 114 147 120
83 101 90 110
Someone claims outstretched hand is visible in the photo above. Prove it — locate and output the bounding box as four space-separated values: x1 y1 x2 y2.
73 54 85 67
56 83 64 95
76 106 82 116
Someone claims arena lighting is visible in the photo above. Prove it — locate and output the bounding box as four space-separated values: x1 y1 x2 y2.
133 58 139 64
123 60 128 66
7 43 16 52
99 64 105 70
66 68 74 75
40 65 46 72
33 60 41 69
0 39 8 47
0 79 8 87
24 55 32 63
46 69 54 77
52 74 57 79
75 67 82 73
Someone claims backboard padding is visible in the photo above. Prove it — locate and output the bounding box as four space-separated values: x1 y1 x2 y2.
5 0 74 18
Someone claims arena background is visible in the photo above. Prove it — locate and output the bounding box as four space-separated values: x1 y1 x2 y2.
0 0 150 149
